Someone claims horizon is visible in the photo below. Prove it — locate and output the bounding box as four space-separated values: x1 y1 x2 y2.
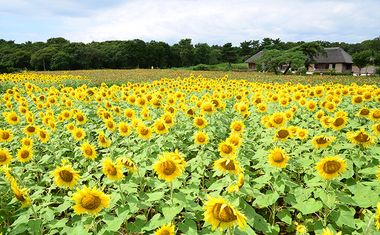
1 0 379 45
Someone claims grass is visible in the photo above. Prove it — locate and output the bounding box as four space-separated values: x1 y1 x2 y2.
37 69 380 86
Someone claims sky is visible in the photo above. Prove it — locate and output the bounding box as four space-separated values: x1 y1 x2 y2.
0 0 379 45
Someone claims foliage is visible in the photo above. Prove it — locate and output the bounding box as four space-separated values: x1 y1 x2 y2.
0 73 379 235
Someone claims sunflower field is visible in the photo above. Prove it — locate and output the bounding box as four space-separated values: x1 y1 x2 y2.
0 73 380 235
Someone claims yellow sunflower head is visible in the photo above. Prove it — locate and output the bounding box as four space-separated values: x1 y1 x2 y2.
72 127 86 141
0 148 12 166
153 152 186 182
102 157 124 181
72 186 110 215
153 119 168 135
268 147 289 168
369 109 380 122
330 116 348 131
270 112 287 128
214 157 242 175
203 196 247 231
0 129 13 142
98 131 112 148
316 156 347 180
194 116 207 129
372 123 380 136
311 135 336 149
117 157 138 173
118 122 132 136
155 223 175 235
274 127 292 141
80 142 97 160
11 182 31 208
17 146 33 163
52 161 80 189
218 141 237 158
347 129 377 148
137 124 153 140
230 120 245 134
194 131 209 145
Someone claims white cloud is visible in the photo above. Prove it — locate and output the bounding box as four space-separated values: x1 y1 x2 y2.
1 0 380 44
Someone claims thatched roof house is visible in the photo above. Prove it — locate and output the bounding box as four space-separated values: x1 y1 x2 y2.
244 51 263 70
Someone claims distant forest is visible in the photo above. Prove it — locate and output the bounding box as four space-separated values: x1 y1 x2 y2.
0 37 379 72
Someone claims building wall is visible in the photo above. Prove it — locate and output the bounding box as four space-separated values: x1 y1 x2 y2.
335 63 343 73
248 63 256 70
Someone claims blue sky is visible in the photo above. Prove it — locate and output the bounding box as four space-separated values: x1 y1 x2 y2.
0 0 379 45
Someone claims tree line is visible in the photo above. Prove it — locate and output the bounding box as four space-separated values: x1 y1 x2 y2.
0 37 379 72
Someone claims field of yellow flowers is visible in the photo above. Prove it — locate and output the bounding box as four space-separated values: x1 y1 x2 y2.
0 72 380 235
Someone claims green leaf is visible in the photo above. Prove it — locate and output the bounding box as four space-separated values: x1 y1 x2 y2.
162 205 183 222
11 214 30 226
105 211 128 232
146 191 165 202
335 206 356 229
254 191 279 208
277 210 292 225
28 219 42 234
293 198 323 215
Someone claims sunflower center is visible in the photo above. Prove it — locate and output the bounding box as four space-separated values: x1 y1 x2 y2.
277 130 289 138
20 150 29 159
272 152 284 162
160 230 171 235
323 161 341 174
333 117 344 126
15 193 26 202
221 160 236 170
376 125 380 132
213 203 237 222
76 132 82 138
85 147 93 156
316 137 328 144
40 131 47 139
203 104 212 112
77 115 84 122
221 145 233 154
81 194 101 210
0 152 7 162
59 170 74 182
233 125 242 131
354 97 362 103
273 116 283 124
197 135 206 142
27 126 35 133
99 136 106 143
11 116 18 121
196 119 204 126
360 109 369 115
157 123 165 131
162 161 177 175
373 111 380 119
2 132 10 139
107 165 117 175
140 128 149 135
354 132 369 143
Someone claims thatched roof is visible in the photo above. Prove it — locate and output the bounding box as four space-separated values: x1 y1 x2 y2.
244 47 353 64
313 47 353 64
245 51 263 63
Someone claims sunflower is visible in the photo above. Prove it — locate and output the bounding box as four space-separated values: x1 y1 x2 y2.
38 129 50 143
226 133 243 148
194 131 209 145
0 130 13 142
118 122 132 136
75 112 87 125
153 152 186 182
256 103 267 113
194 116 208 129
0 148 12 166
5 111 20 125
316 156 347 180
218 141 237 158
72 186 110 215
227 173 245 193
270 112 287 128
105 119 116 132
320 116 332 129
124 108 136 119
153 119 168 135
330 116 347 131
201 101 215 114
274 127 292 141
23 125 38 136
347 129 377 148
214 157 241 175
102 157 124 181
320 227 342 235
230 120 245 134
375 202 380 230
311 135 336 149
296 224 307 234
137 124 153 140
315 110 325 120
203 196 247 231
80 142 97 160
17 146 33 163
72 127 86 141
357 107 370 118
21 137 33 147
96 131 111 148
66 122 76 132
155 223 175 235
52 161 80 189
297 128 308 140
11 182 31 207
117 157 138 173
352 95 363 104
369 109 380 122
373 123 380 136
268 147 289 168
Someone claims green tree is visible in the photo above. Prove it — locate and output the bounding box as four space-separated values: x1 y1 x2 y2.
221 43 238 68
298 42 325 69
256 49 306 75
352 50 372 75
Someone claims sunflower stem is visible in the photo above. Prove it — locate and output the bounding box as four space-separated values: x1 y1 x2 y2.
118 182 126 203
170 182 174 206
